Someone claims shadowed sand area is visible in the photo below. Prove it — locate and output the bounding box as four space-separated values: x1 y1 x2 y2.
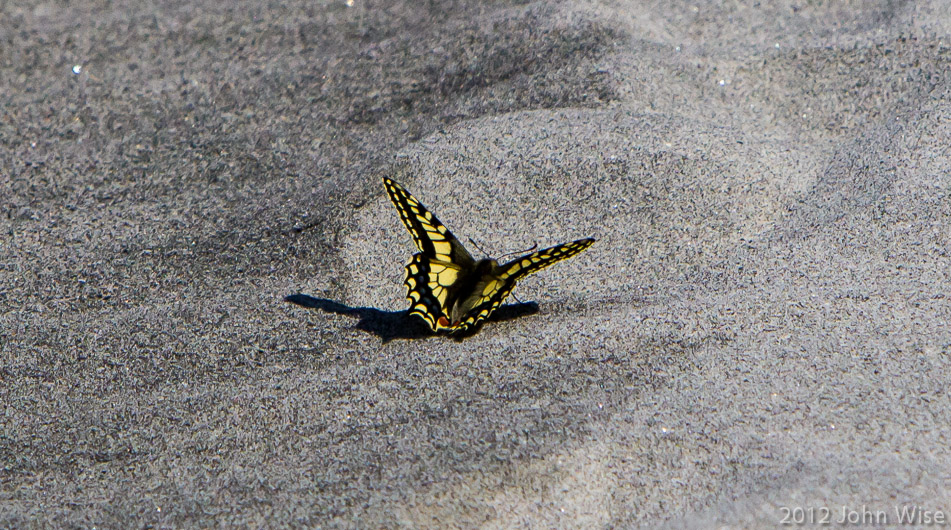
3 0 951 527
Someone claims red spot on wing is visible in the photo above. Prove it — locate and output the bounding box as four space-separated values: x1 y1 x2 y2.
437 316 450 328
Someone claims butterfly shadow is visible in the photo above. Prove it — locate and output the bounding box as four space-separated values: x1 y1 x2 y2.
284 294 540 341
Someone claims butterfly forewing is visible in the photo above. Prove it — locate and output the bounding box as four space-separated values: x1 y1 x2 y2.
383 177 474 266
497 238 596 283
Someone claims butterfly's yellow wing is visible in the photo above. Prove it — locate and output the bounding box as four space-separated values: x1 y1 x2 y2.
383 177 594 334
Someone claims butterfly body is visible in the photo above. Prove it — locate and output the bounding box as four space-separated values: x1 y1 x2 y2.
384 177 594 334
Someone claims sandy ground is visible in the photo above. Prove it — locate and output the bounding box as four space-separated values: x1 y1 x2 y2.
3 0 951 527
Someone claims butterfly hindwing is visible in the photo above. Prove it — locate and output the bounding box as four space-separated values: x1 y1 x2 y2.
449 275 513 332
404 253 460 330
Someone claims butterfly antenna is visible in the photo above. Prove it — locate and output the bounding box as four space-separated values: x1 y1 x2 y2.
496 242 538 260
467 237 493 259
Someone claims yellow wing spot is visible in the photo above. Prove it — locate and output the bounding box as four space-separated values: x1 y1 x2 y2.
433 241 452 256
435 269 459 286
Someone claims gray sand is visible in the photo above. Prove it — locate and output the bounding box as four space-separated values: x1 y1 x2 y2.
3 0 951 527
